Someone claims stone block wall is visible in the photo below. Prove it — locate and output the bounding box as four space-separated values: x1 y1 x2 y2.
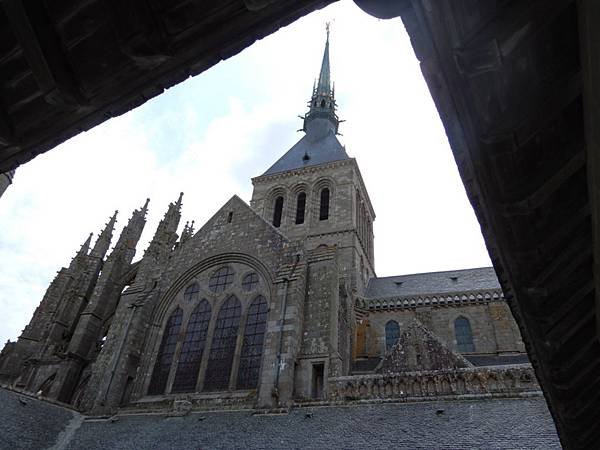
365 301 525 357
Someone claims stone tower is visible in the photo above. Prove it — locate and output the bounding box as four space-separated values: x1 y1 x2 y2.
250 29 375 399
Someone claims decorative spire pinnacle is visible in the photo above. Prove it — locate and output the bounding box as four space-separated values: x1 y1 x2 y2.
302 24 339 135
175 192 183 209
78 233 93 257
91 210 118 258
180 219 195 245
141 198 150 216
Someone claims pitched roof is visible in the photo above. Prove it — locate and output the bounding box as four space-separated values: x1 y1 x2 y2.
261 118 349 176
366 267 501 299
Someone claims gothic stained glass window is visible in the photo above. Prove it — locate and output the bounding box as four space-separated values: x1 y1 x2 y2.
273 196 284 227
148 307 183 395
455 317 475 352
385 320 400 351
295 192 306 225
171 300 212 393
319 188 330 220
241 273 259 292
183 282 200 303
237 296 268 389
208 266 234 293
203 295 242 391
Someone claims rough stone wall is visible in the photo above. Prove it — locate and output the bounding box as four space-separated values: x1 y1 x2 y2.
365 302 525 358
105 196 306 412
378 321 471 373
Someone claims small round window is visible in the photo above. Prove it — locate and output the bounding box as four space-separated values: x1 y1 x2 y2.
242 273 259 292
183 282 200 302
208 266 234 293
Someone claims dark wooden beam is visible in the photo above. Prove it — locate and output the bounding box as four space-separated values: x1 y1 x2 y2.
578 0 600 344
1 0 85 108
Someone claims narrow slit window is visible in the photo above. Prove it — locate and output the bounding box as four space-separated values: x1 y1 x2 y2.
295 192 306 225
148 307 183 395
273 196 284 227
319 188 330 221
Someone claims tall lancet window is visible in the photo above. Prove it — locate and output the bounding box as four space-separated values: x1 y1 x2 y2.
171 300 211 393
295 192 306 224
237 296 268 389
385 320 400 351
204 295 242 391
319 188 330 221
454 316 475 352
273 196 284 227
148 307 183 395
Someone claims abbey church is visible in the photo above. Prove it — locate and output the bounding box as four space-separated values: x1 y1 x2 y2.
0 33 553 443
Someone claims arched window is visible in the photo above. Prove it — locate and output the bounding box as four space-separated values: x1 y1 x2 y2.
171 300 211 393
319 188 330 221
385 320 400 351
455 317 475 352
183 282 199 303
320 99 326 107
204 295 242 391
295 192 306 225
272 196 284 227
148 307 183 395
208 266 234 293
242 272 259 292
237 296 268 389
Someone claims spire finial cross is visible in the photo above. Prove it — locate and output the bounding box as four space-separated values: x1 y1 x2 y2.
325 21 330 40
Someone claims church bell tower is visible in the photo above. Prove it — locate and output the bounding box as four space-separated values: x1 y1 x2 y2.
250 28 376 399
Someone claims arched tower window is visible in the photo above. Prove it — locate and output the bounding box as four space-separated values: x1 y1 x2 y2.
319 188 330 221
454 317 475 352
237 296 268 389
295 192 306 225
385 320 400 351
171 300 211 393
204 295 242 391
148 307 183 395
320 99 326 108
272 196 284 228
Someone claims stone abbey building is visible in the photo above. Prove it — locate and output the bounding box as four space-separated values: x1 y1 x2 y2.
0 33 546 431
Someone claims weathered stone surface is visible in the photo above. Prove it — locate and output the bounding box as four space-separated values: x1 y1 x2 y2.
378 321 471 373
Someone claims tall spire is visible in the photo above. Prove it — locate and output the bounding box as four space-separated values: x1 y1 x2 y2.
90 211 118 258
316 23 331 95
303 24 339 135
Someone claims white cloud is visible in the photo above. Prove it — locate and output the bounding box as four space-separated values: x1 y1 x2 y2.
0 1 491 345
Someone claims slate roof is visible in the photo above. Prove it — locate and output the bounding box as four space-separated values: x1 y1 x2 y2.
0 387 79 450
262 118 349 176
466 354 531 367
366 267 501 299
68 399 559 449
0 387 560 449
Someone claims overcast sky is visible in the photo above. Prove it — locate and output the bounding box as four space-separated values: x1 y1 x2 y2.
0 1 492 345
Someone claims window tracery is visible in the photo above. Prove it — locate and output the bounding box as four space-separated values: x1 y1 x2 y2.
208 266 234 293
148 307 183 395
171 300 211 393
204 295 242 391
183 282 200 302
242 273 259 292
237 296 268 389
